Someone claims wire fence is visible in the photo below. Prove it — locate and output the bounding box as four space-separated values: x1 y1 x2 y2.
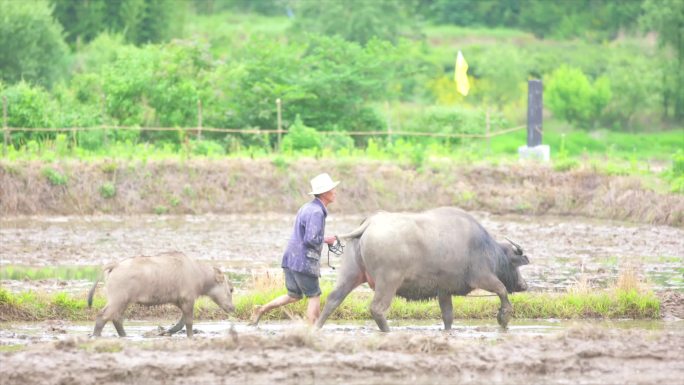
2 124 525 138
1 124 527 156
1 95 527 155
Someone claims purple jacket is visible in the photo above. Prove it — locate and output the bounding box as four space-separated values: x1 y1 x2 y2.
281 198 327 277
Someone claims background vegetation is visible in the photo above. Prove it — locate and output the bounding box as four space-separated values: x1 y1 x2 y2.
0 0 682 194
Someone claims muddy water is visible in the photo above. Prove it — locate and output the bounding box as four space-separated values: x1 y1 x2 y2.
1 211 683 384
2 213 683 292
1 321 683 385
2 319 682 346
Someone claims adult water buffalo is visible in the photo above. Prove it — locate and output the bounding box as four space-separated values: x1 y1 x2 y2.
317 207 529 332
87 251 235 337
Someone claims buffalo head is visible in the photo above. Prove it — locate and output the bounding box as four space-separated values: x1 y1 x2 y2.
501 237 530 293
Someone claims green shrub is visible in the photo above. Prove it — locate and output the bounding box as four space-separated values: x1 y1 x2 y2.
281 115 321 152
191 140 226 156
546 66 612 129
42 167 67 186
99 183 116 199
665 150 684 193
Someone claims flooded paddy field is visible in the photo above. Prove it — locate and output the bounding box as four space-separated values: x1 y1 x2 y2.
2 212 683 292
1 213 683 384
1 320 683 385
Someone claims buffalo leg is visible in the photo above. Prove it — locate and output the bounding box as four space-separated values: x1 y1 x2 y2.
316 271 365 329
112 318 126 337
165 316 185 335
476 275 513 329
369 276 402 332
437 292 453 330
181 301 195 338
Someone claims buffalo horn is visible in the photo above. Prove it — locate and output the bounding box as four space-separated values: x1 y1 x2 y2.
504 237 523 255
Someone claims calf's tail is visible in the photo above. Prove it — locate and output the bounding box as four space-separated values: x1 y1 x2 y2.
87 263 117 308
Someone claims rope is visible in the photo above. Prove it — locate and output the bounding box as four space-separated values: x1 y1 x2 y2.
3 125 526 139
326 236 344 270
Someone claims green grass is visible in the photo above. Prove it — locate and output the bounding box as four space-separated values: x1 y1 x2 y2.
0 285 661 323
0 266 101 281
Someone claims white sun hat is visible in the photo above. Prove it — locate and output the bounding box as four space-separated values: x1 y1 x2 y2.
308 173 340 195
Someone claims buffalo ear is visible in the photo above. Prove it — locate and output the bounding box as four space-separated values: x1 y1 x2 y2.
510 253 529 267
213 267 226 283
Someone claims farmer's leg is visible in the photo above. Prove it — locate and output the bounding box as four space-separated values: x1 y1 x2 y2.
249 269 302 326
306 296 321 325
293 271 322 325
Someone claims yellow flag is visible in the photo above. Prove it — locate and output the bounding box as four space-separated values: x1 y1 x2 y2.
455 50 469 96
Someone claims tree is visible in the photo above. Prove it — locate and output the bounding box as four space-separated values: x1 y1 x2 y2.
471 45 527 111
546 66 612 129
0 0 69 87
290 0 422 45
51 0 183 45
641 0 684 121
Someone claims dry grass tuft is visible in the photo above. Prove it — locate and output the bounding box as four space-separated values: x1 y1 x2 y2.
250 270 284 292
616 266 644 293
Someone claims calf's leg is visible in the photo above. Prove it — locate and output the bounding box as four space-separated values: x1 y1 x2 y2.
93 301 126 337
181 301 195 338
112 317 126 337
165 316 185 335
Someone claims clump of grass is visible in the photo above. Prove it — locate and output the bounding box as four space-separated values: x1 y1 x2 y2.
0 265 101 281
99 182 116 198
0 270 662 322
41 167 68 186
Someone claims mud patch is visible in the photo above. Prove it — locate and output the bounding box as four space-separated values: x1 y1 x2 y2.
1 325 682 385
2 213 683 293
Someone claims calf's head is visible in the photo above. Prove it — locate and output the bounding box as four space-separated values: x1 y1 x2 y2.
500 237 530 293
207 267 235 313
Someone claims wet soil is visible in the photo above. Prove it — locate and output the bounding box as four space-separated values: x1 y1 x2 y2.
1 324 682 385
1 213 683 384
2 213 683 292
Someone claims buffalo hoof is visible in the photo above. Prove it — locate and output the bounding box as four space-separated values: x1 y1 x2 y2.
497 307 512 329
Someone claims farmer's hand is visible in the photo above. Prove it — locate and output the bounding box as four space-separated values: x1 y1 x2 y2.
324 236 337 245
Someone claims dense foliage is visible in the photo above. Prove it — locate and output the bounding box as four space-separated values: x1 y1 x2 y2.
0 0 681 156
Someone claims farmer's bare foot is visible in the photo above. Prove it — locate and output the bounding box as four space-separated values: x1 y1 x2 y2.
248 306 263 326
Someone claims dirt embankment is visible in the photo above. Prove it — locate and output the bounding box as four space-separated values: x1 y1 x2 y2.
1 159 683 226
1 326 683 385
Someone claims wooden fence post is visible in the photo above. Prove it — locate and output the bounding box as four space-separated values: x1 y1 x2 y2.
276 98 282 151
3 96 7 157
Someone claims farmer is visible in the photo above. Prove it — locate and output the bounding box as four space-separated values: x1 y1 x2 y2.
249 173 340 326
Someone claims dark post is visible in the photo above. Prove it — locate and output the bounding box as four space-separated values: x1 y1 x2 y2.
527 79 543 147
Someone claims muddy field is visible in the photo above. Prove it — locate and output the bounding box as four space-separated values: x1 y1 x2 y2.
2 212 683 291
1 212 683 384
1 323 683 385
